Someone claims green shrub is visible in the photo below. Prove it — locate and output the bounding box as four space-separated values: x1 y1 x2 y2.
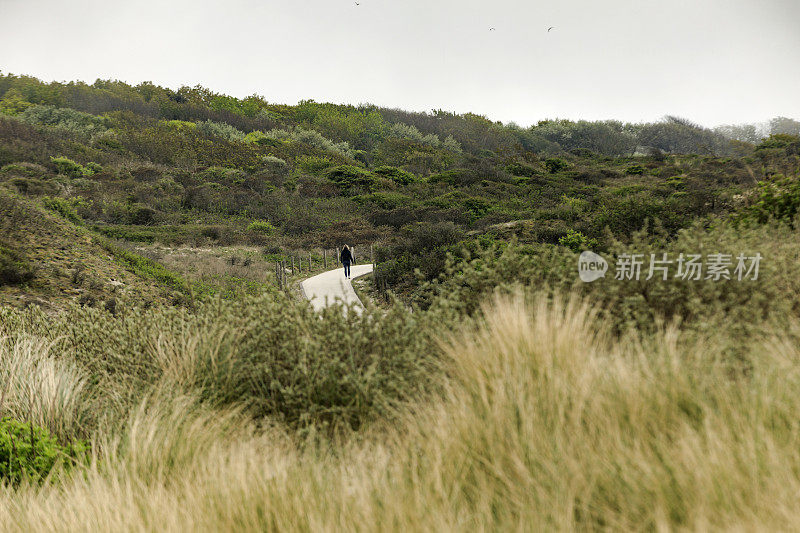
755 134 800 152
128 204 157 225
50 156 87 178
20 105 109 136
427 169 478 186
262 126 354 158
0 89 33 115
374 165 415 185
296 156 334 174
163 120 197 132
352 192 412 210
196 120 246 142
260 155 288 175
324 165 376 192
626 164 646 175
0 418 87 486
6 177 59 196
388 123 441 147
0 243 35 285
247 220 276 234
244 130 281 146
558 229 598 253
737 173 800 228
0 162 48 178
92 131 124 151
41 196 82 224
505 162 537 177
84 162 103 175
544 158 570 173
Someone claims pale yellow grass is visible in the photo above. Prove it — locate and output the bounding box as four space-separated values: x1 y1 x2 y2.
2 293 800 531
0 336 89 438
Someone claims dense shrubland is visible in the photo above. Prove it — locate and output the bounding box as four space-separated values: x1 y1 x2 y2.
2 73 796 283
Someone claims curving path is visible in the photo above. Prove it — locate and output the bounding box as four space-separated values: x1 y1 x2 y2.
300 264 373 313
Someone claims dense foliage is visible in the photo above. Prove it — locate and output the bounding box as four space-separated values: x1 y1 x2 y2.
1 73 798 304
0 418 87 486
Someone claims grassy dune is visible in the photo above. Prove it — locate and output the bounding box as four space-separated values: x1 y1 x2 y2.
2 293 799 531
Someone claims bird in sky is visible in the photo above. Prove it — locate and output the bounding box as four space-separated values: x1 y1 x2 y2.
355 1 360 5
489 27 495 31
547 26 554 32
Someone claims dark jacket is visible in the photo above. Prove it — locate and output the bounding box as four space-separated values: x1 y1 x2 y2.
340 247 353 264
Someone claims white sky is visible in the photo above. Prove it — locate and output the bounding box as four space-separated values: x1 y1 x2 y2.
1 0 798 127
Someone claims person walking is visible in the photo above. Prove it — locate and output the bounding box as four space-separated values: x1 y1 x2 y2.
340 244 354 279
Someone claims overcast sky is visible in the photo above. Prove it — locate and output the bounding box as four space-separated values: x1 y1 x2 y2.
1 0 798 127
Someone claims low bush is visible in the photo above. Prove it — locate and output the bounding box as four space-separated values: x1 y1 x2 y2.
736 173 800 228
128 204 157 226
0 418 88 486
41 196 82 224
6 177 59 196
545 157 570 173
505 161 537 177
0 162 48 178
50 157 87 178
352 192 411 210
296 155 334 174
260 155 288 175
324 165 376 192
558 229 598 253
626 164 646 175
20 105 109 137
84 161 103 175
427 168 478 186
373 165 415 185
247 220 275 234
196 120 246 142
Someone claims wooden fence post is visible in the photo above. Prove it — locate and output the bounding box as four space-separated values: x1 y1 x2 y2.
323 249 327 269
291 256 295 275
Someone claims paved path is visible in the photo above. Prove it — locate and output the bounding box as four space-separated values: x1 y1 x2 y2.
300 264 374 312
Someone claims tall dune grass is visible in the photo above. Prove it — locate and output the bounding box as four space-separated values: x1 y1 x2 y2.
2 293 800 530
0 335 89 438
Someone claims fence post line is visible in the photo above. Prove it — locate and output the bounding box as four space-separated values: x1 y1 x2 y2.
291 256 295 275
323 249 327 269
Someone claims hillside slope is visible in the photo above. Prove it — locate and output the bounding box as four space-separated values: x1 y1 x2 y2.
0 189 184 311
